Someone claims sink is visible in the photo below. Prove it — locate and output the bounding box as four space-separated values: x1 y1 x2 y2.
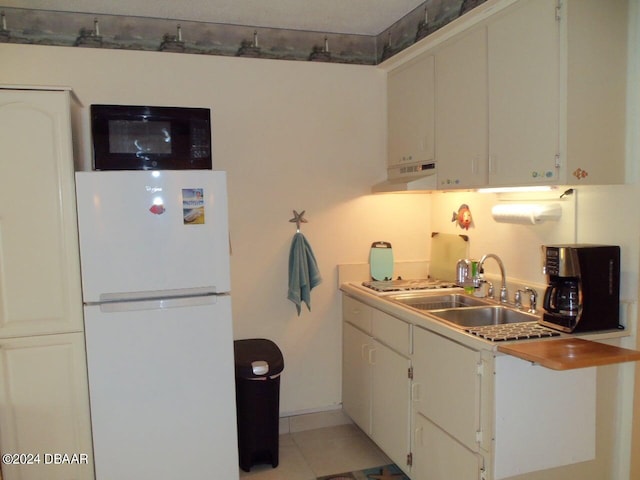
387 292 540 330
389 293 490 310
429 305 538 328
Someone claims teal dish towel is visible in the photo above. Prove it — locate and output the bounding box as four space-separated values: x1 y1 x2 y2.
288 232 322 315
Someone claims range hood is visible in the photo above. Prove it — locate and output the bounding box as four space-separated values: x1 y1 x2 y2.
372 161 437 193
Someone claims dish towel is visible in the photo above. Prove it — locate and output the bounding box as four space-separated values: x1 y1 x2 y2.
288 232 322 315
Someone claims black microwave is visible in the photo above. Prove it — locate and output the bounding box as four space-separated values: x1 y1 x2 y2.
90 104 212 170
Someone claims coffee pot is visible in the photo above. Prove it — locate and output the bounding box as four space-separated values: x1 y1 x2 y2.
540 244 620 333
543 278 580 317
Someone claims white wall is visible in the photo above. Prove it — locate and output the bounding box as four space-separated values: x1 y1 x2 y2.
0 43 433 414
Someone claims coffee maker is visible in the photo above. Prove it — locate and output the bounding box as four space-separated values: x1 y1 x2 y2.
541 244 620 333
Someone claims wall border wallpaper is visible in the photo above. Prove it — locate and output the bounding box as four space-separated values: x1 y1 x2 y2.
0 1 486 65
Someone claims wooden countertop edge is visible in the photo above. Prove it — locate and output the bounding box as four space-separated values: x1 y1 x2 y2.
497 338 640 370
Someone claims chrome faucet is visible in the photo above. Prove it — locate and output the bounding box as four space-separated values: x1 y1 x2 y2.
515 287 538 313
477 253 508 303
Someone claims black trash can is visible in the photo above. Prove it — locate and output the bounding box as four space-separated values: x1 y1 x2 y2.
233 338 284 472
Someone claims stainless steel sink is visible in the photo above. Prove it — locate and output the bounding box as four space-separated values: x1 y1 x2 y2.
389 293 490 311
429 305 538 328
388 292 540 332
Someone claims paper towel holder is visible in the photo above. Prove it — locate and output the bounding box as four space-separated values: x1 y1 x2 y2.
491 203 562 225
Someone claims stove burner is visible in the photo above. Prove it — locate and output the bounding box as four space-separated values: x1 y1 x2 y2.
361 278 458 292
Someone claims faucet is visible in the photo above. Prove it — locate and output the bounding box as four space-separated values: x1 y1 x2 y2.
477 253 508 303
515 287 538 313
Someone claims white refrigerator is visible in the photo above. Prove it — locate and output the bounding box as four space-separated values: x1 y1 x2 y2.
75 170 239 479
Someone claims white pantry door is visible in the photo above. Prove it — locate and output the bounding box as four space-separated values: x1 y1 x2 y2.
0 88 84 338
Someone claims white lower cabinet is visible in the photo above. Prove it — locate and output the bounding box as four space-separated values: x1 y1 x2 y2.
412 326 483 452
413 413 484 480
342 293 598 480
0 332 94 480
343 298 488 479
342 299 412 472
412 326 486 479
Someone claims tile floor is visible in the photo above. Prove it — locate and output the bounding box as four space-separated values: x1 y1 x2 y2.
238 424 392 479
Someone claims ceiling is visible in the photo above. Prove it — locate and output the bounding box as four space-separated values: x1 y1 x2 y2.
2 0 427 36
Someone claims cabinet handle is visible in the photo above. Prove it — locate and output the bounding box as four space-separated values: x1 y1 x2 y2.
368 347 376 365
412 383 421 403
489 155 497 174
414 425 424 447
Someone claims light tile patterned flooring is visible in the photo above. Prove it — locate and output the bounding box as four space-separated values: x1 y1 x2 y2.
238 424 392 480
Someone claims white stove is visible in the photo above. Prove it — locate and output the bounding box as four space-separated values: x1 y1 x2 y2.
356 278 460 295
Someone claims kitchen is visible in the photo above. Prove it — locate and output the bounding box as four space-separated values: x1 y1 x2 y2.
0 0 639 478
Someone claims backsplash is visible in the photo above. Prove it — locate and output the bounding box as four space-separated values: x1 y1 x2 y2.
0 1 486 65
430 189 578 287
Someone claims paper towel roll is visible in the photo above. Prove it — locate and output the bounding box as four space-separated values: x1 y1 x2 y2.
491 203 561 225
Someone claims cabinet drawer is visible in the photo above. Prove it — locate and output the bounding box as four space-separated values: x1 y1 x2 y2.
343 295 372 333
372 309 411 356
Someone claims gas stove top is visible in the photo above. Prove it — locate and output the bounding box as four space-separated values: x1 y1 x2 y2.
360 278 459 293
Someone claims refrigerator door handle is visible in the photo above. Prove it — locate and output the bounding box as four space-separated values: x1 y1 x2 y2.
86 287 230 313
96 286 225 303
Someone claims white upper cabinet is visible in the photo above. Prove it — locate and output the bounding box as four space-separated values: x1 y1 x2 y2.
387 54 435 168
487 0 560 186
387 0 628 190
435 26 489 188
562 0 627 185
487 0 627 187
0 88 84 338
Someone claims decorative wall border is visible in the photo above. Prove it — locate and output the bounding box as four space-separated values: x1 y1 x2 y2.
0 1 486 65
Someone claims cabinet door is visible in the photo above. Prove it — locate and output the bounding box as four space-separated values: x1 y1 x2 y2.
0 332 94 480
435 26 489 189
488 0 560 186
0 89 83 338
413 413 484 480
413 327 481 452
387 54 435 167
370 339 411 471
342 322 372 433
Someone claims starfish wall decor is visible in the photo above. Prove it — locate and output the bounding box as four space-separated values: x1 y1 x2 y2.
289 209 308 232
